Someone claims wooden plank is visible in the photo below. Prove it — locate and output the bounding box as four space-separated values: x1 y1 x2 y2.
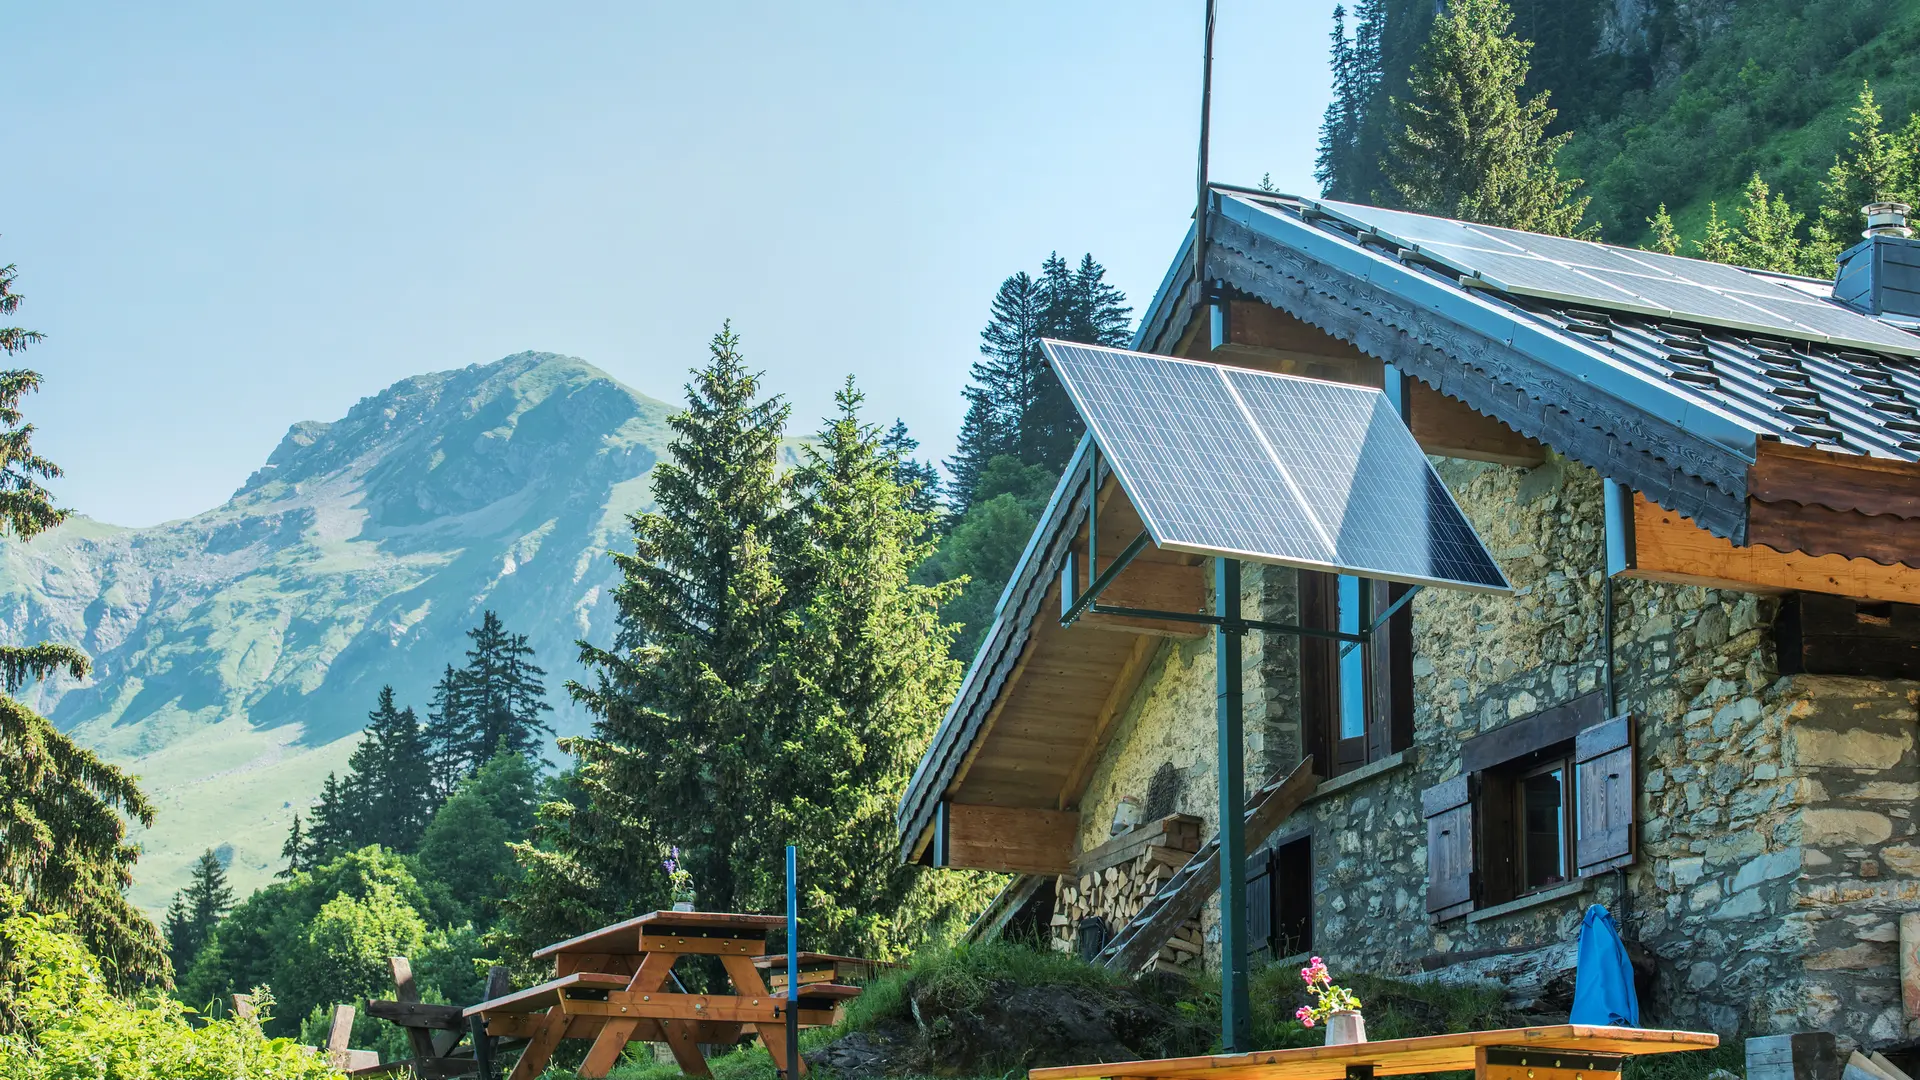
465 973 632 1017
578 950 676 1080
1625 493 1920 604
390 956 440 1064
1059 636 1163 811
1750 441 1920 520
561 998 836 1026
1025 1026 1719 1080
1072 813 1202 872
1747 497 1920 566
1459 693 1606 773
367 999 467 1031
637 935 765 956
1408 381 1546 467
505 1006 570 1080
532 912 782 959
943 804 1079 875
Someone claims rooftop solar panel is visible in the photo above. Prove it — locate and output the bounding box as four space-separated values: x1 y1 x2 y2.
1042 340 1511 593
1307 198 1920 357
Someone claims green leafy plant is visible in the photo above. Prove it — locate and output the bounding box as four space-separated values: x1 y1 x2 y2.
1292 957 1363 1028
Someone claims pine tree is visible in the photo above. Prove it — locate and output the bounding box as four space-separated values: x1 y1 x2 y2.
1730 174 1815 276
348 686 433 851
303 771 361 864
947 271 1044 514
1387 0 1591 236
506 323 791 948
757 379 992 956
0 259 168 990
1696 203 1737 265
424 664 470 800
1812 84 1920 269
1645 205 1683 256
1316 5 1359 194
162 849 234 974
459 613 552 764
278 814 307 878
881 419 943 523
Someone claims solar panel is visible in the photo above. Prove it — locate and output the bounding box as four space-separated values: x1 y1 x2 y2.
1043 340 1511 594
1306 197 1920 357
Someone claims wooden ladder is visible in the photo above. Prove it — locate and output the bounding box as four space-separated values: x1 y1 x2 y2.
1095 758 1317 975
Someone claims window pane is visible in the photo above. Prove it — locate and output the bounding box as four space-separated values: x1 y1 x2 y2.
1520 768 1567 889
1338 576 1367 739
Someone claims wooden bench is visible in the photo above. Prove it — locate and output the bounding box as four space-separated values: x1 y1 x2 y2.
753 951 897 993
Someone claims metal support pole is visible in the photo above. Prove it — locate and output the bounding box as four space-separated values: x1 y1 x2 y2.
785 845 799 1079
1215 556 1250 1052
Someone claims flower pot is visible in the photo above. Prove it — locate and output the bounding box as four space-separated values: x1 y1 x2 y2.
1325 1010 1367 1046
672 901 695 912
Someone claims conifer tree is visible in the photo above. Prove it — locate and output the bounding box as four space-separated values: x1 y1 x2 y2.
162 849 234 974
424 664 470 798
1812 84 1920 268
348 686 433 851
0 258 168 990
947 271 1044 514
759 380 990 956
506 323 791 947
1644 205 1683 256
882 419 943 523
1388 0 1591 236
1729 174 1816 276
303 772 360 864
278 814 307 878
1316 5 1360 194
459 613 552 764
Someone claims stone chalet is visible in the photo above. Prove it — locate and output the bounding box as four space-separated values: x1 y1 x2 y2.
897 188 1920 1046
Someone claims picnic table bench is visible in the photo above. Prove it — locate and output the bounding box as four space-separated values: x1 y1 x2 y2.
467 910 859 1080
754 951 898 996
1027 1025 1718 1080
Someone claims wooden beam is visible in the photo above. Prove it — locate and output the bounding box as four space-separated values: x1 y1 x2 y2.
1058 635 1161 810
1747 498 1920 566
1750 441 1920 519
1623 493 1920 604
943 803 1079 875
1078 558 1209 638
1408 381 1546 466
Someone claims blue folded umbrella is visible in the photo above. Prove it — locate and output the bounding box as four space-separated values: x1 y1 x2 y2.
1569 904 1639 1027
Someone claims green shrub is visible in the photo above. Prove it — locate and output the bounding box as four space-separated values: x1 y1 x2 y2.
0 897 339 1079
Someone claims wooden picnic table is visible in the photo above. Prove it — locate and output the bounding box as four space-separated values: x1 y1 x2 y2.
1027 1025 1718 1080
467 911 857 1080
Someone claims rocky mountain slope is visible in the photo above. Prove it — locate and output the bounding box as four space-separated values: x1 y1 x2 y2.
0 352 677 911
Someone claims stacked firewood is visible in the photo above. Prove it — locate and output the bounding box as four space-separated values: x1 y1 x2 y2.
1049 814 1203 970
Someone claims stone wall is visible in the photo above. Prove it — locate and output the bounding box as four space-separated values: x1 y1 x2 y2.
1055 450 1920 1045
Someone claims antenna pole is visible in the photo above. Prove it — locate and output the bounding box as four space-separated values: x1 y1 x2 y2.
1195 0 1217 309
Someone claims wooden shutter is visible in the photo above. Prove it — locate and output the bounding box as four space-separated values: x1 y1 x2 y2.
1246 850 1274 954
1575 714 1636 875
1422 775 1474 918
1299 571 1339 776
1368 580 1414 759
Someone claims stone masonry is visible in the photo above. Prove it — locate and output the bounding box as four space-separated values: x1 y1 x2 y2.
1053 451 1920 1047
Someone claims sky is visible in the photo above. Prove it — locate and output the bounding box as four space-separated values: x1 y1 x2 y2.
8 2 1336 527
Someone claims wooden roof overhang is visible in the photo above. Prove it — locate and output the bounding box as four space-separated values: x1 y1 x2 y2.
897 189 1920 866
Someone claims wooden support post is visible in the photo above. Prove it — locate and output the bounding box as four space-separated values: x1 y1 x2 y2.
326 1004 356 1069
722 953 805 1079
390 956 440 1063
506 1005 571 1080
579 950 678 1079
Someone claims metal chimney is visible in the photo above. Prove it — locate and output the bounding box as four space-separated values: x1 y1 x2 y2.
1835 202 1920 319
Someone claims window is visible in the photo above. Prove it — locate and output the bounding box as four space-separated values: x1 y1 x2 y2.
1246 835 1313 959
1422 693 1637 922
1301 570 1411 777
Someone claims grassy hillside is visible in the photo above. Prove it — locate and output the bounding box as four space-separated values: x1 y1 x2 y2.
1560 0 1920 245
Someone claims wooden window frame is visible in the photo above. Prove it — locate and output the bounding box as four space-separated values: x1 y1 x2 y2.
1423 693 1636 922
1301 571 1412 778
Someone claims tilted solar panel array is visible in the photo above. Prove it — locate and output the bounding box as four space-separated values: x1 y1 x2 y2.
1311 199 1920 358
1042 340 1510 593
